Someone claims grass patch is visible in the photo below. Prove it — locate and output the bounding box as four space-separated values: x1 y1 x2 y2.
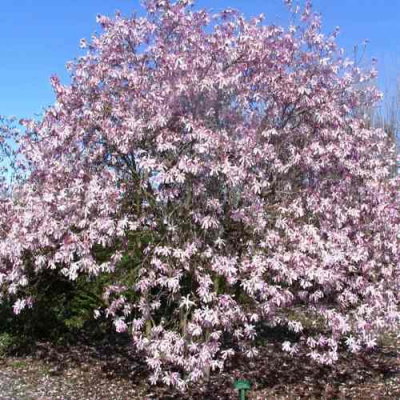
11 360 28 369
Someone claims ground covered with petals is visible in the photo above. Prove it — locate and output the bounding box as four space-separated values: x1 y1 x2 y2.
0 333 399 400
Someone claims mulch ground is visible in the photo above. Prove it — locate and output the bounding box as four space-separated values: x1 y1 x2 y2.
0 333 399 400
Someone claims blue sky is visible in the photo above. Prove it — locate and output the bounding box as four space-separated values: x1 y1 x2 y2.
1 0 399 120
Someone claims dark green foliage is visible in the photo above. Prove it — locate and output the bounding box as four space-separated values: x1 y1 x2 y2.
0 231 152 350
0 270 114 351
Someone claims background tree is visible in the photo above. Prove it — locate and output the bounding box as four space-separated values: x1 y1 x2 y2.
370 78 400 176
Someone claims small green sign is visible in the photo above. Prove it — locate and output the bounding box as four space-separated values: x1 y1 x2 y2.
234 379 252 400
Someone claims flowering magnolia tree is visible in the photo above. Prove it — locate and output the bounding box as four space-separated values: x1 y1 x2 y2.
1 0 400 389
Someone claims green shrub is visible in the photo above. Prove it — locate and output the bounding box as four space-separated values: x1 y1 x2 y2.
0 332 15 356
0 238 147 346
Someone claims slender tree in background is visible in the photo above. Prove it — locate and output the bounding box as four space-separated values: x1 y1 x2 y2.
1 0 400 389
370 78 400 176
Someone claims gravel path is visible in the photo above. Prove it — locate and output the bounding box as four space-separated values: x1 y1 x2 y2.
0 357 147 400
